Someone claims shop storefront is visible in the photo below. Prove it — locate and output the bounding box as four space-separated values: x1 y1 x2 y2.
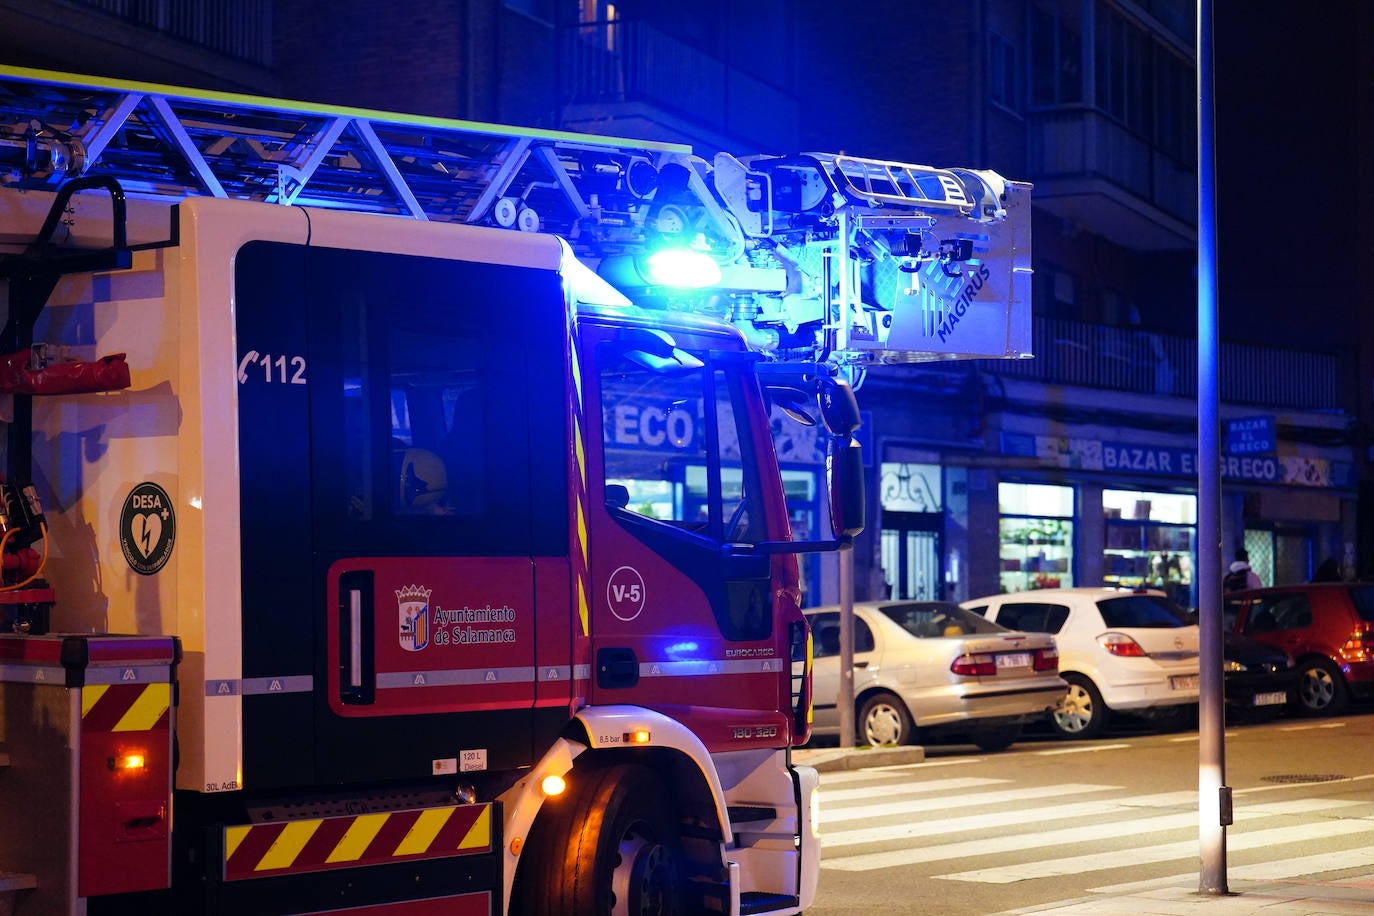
997 482 1075 593
1101 488 1197 607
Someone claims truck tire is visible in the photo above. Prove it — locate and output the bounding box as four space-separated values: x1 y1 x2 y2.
514 763 684 916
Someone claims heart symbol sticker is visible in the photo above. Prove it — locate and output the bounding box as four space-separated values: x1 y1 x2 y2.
132 512 163 558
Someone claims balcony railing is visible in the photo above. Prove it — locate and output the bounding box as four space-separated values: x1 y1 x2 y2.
982 317 1343 413
1029 107 1196 227
560 20 799 152
69 0 272 65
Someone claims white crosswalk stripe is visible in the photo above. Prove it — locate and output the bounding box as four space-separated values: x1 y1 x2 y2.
821 775 1006 804
936 801 1368 883
824 782 1118 824
1089 845 1374 895
817 765 1374 890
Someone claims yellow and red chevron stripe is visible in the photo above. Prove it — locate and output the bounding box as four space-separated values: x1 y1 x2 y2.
81 683 172 733
223 804 492 881
569 336 591 637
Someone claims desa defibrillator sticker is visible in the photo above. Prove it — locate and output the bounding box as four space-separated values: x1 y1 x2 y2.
120 481 176 575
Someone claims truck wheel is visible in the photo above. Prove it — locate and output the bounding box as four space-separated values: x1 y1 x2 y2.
515 763 684 916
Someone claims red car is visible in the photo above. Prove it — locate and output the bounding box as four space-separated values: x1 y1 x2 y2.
1224 583 1374 716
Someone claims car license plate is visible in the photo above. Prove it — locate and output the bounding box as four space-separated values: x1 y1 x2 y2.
1169 674 1199 690
1253 691 1287 706
996 653 1032 669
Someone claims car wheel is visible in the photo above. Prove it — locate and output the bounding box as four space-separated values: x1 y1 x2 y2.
1051 674 1109 739
1293 658 1349 717
858 693 914 746
971 723 1022 752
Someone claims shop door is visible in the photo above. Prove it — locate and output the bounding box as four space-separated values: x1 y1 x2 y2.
881 512 943 600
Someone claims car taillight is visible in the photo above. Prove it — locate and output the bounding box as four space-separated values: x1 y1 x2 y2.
1097 633 1147 657
951 653 996 676
1033 646 1059 671
1340 623 1374 663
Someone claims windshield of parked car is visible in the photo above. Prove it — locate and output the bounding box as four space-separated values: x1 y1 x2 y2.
880 603 1007 638
1097 594 1191 628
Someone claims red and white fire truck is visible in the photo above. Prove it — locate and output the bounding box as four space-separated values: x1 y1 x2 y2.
0 66 1031 914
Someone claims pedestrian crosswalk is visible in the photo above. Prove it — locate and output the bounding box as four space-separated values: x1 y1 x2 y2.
817 765 1374 890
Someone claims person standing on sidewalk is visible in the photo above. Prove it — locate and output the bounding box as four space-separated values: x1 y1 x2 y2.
1224 547 1262 591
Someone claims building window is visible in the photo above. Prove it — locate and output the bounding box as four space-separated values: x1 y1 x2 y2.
1030 0 1083 106
1094 5 1152 134
987 31 1021 112
1153 46 1196 162
998 483 1075 592
1103 488 1196 607
879 463 942 513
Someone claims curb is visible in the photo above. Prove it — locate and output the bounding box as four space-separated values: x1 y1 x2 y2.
794 745 925 772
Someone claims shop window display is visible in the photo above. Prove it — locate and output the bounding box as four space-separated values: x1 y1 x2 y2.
1103 489 1196 607
998 483 1075 591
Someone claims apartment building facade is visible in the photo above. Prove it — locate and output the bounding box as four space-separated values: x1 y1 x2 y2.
1 0 1367 605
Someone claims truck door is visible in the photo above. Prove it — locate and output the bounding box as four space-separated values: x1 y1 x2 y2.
234 240 570 789
583 323 798 738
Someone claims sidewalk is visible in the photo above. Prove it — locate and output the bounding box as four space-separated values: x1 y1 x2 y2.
793 743 925 772
796 744 1374 914
1008 875 1374 914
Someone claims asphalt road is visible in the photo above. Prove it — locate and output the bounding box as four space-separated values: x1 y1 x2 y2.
806 705 1374 914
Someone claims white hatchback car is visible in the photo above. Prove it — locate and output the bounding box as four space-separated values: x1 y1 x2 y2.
961 588 1200 739
806 601 1066 751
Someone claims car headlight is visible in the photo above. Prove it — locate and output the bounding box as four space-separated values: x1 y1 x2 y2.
1223 659 1246 673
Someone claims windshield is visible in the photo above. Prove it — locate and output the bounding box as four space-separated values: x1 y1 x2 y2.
1097 594 1191 628
880 602 1009 638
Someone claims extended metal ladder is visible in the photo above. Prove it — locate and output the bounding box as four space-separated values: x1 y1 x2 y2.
0 64 701 245
0 64 1033 365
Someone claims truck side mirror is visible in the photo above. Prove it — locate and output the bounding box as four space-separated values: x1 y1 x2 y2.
828 438 865 542
818 376 861 437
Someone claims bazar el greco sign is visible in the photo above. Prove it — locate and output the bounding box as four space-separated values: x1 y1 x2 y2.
1224 416 1277 456
1000 433 1347 488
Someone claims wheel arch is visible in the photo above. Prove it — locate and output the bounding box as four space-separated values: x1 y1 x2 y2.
1294 651 1346 676
502 705 731 912
854 685 910 718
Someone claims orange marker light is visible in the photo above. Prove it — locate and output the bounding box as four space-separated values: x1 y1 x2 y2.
540 774 567 797
110 752 147 771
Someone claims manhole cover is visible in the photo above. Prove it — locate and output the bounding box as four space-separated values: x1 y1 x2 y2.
1260 774 1346 784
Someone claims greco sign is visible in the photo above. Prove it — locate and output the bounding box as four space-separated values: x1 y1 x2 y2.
120 481 176 575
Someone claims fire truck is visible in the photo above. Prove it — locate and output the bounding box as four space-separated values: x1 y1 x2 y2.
0 66 1031 915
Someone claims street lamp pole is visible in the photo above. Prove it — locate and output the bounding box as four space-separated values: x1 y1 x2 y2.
1196 0 1229 895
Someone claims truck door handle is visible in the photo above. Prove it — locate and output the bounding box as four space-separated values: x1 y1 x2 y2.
854 661 869 669
597 647 639 689
338 570 375 705
347 589 363 688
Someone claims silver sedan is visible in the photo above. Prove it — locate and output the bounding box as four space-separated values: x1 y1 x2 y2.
806 601 1068 751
